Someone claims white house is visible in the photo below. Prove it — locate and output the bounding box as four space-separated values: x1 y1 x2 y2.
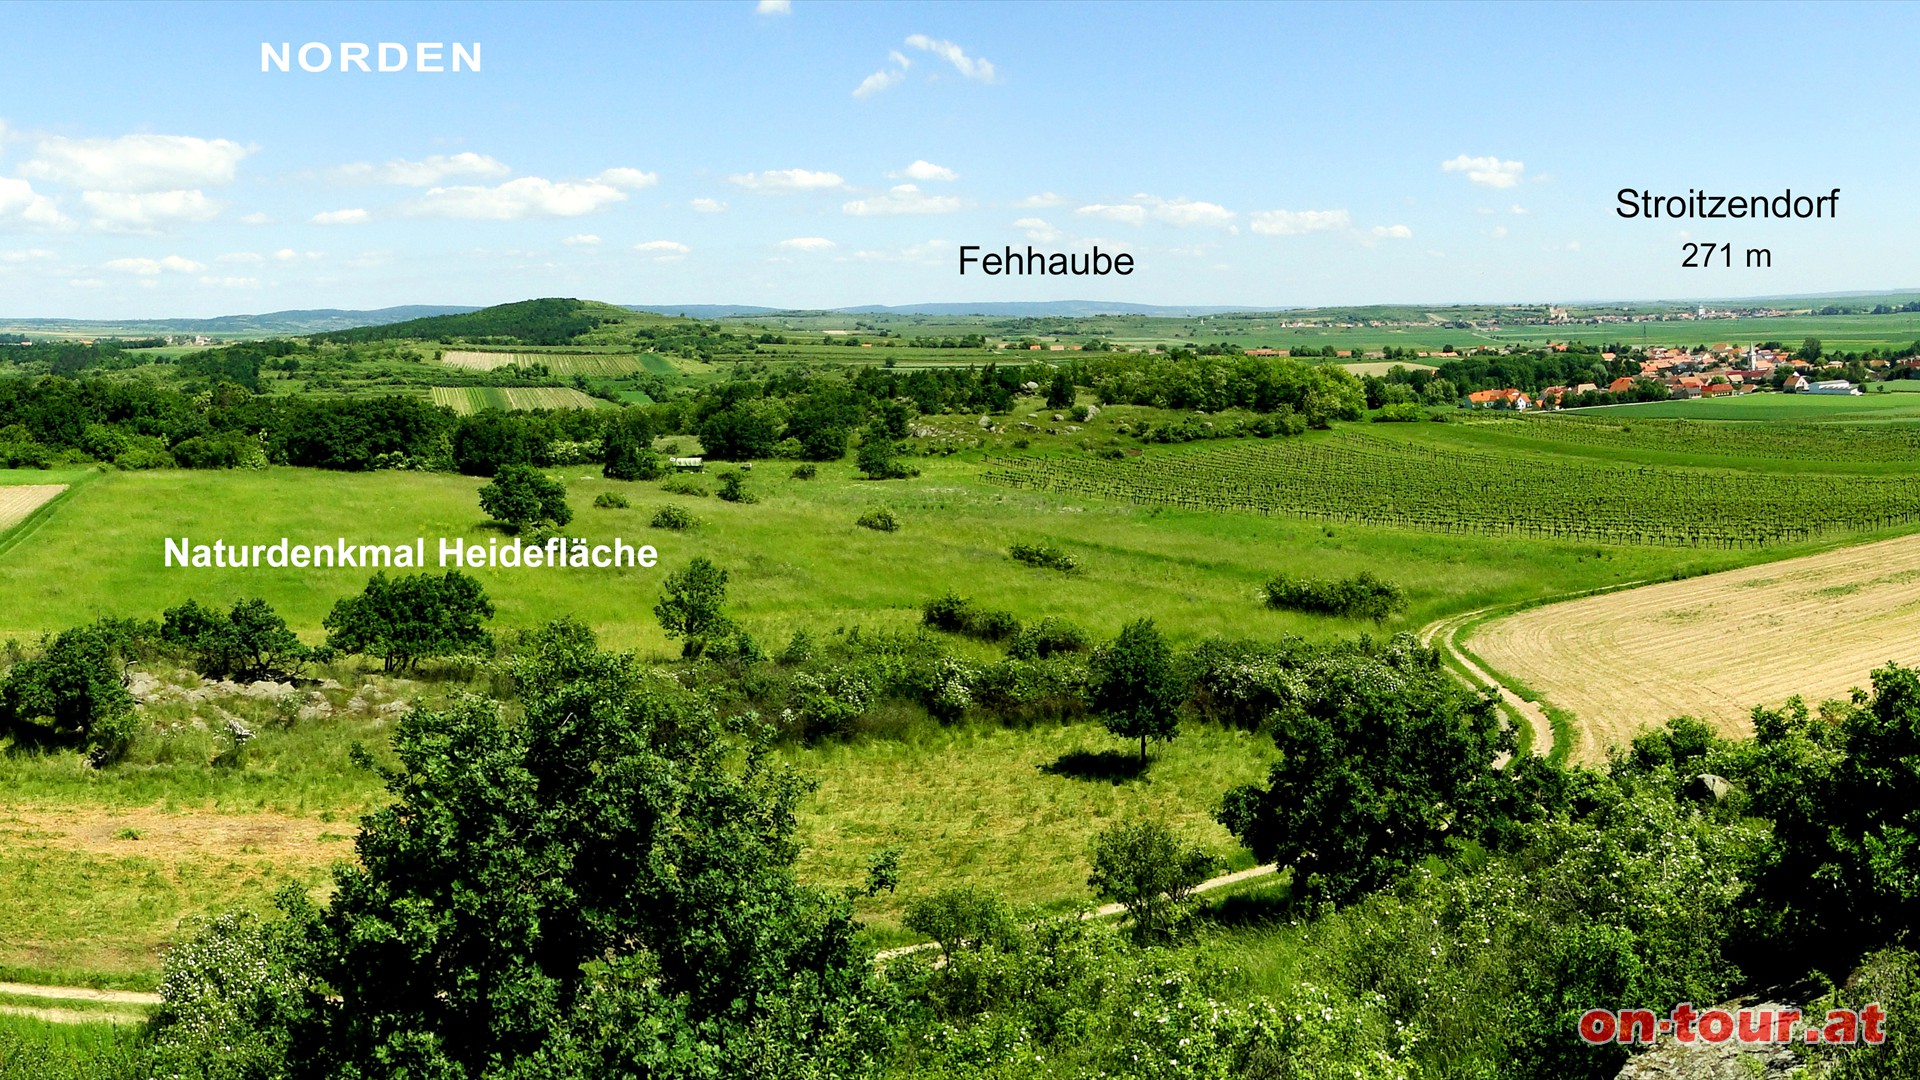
1808 380 1863 396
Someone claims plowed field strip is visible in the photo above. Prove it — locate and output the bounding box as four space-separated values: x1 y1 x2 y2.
0 485 66 532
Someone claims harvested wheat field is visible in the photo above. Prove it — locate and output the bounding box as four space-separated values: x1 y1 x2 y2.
0 485 65 532
1472 532 1920 763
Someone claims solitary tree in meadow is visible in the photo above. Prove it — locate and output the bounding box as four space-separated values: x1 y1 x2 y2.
1088 617 1184 765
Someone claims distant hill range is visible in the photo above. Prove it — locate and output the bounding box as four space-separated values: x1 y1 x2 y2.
624 301 1290 319
0 305 479 337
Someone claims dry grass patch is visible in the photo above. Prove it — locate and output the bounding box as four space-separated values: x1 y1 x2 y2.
1472 532 1920 762
0 485 65 532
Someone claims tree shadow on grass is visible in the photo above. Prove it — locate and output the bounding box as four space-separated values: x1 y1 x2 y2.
1198 882 1297 928
1039 749 1147 784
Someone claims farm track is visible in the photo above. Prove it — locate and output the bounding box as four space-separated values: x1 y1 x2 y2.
1473 532 1920 762
872 863 1278 964
1419 611 1553 759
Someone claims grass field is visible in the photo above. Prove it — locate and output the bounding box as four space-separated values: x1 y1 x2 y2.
428 386 606 414
1574 390 1920 422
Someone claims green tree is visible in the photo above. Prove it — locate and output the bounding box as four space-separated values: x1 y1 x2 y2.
162 598 313 682
855 424 910 480
478 463 572 532
1217 647 1507 903
323 571 495 673
0 624 138 765
601 411 664 481
1086 820 1216 942
653 556 733 658
1088 618 1184 764
1044 370 1074 409
150 624 888 1078
1802 337 1824 363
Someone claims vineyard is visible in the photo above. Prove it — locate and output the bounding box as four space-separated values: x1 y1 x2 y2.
429 386 606 414
980 433 1920 547
1481 414 1920 464
440 350 644 377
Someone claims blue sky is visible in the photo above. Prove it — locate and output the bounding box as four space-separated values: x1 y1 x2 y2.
1 0 1914 317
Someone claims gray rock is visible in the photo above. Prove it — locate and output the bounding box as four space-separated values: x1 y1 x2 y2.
1687 773 1734 803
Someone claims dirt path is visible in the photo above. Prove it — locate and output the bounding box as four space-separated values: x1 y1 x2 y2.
1421 610 1554 759
872 863 1279 963
0 981 160 1005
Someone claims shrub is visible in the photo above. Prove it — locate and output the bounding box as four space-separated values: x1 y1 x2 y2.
1372 402 1425 423
649 504 696 530
1087 820 1217 943
161 598 313 682
716 470 756 503
791 462 818 480
904 886 1020 956
919 592 1020 642
661 476 708 497
593 491 630 509
1007 616 1089 659
1263 571 1407 622
855 506 898 532
1009 541 1078 573
478 464 572 533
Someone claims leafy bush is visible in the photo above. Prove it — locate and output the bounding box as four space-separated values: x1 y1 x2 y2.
1006 616 1089 659
592 491 630 509
1009 541 1078 573
716 469 756 503
1372 402 1425 422
322 571 495 674
856 506 899 532
791 462 818 480
661 475 709 497
904 887 1020 956
919 592 1020 642
649 504 696 530
1263 571 1406 622
478 464 572 533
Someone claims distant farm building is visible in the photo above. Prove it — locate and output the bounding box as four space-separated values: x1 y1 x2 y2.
1808 380 1862 396
1780 374 1811 393
670 456 704 471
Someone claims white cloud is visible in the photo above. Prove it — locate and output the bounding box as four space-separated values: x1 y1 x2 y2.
311 207 370 225
105 254 204 275
217 251 265 263
854 66 906 100
905 34 994 81
1441 154 1525 189
1075 203 1147 225
854 50 911 99
891 160 956 182
1248 208 1350 236
562 233 602 246
0 248 55 263
1488 225 1508 239
596 167 658 189
777 236 835 251
634 239 690 261
67 277 104 288
1370 224 1412 239
757 0 791 12
335 152 511 186
1014 192 1066 208
1149 197 1234 228
83 189 221 231
1510 204 1529 215
24 134 251 191
412 177 628 218
842 183 962 216
728 168 844 192
199 275 259 288
689 197 727 213
0 177 66 226
239 211 272 225
1013 217 1060 242
274 248 323 261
